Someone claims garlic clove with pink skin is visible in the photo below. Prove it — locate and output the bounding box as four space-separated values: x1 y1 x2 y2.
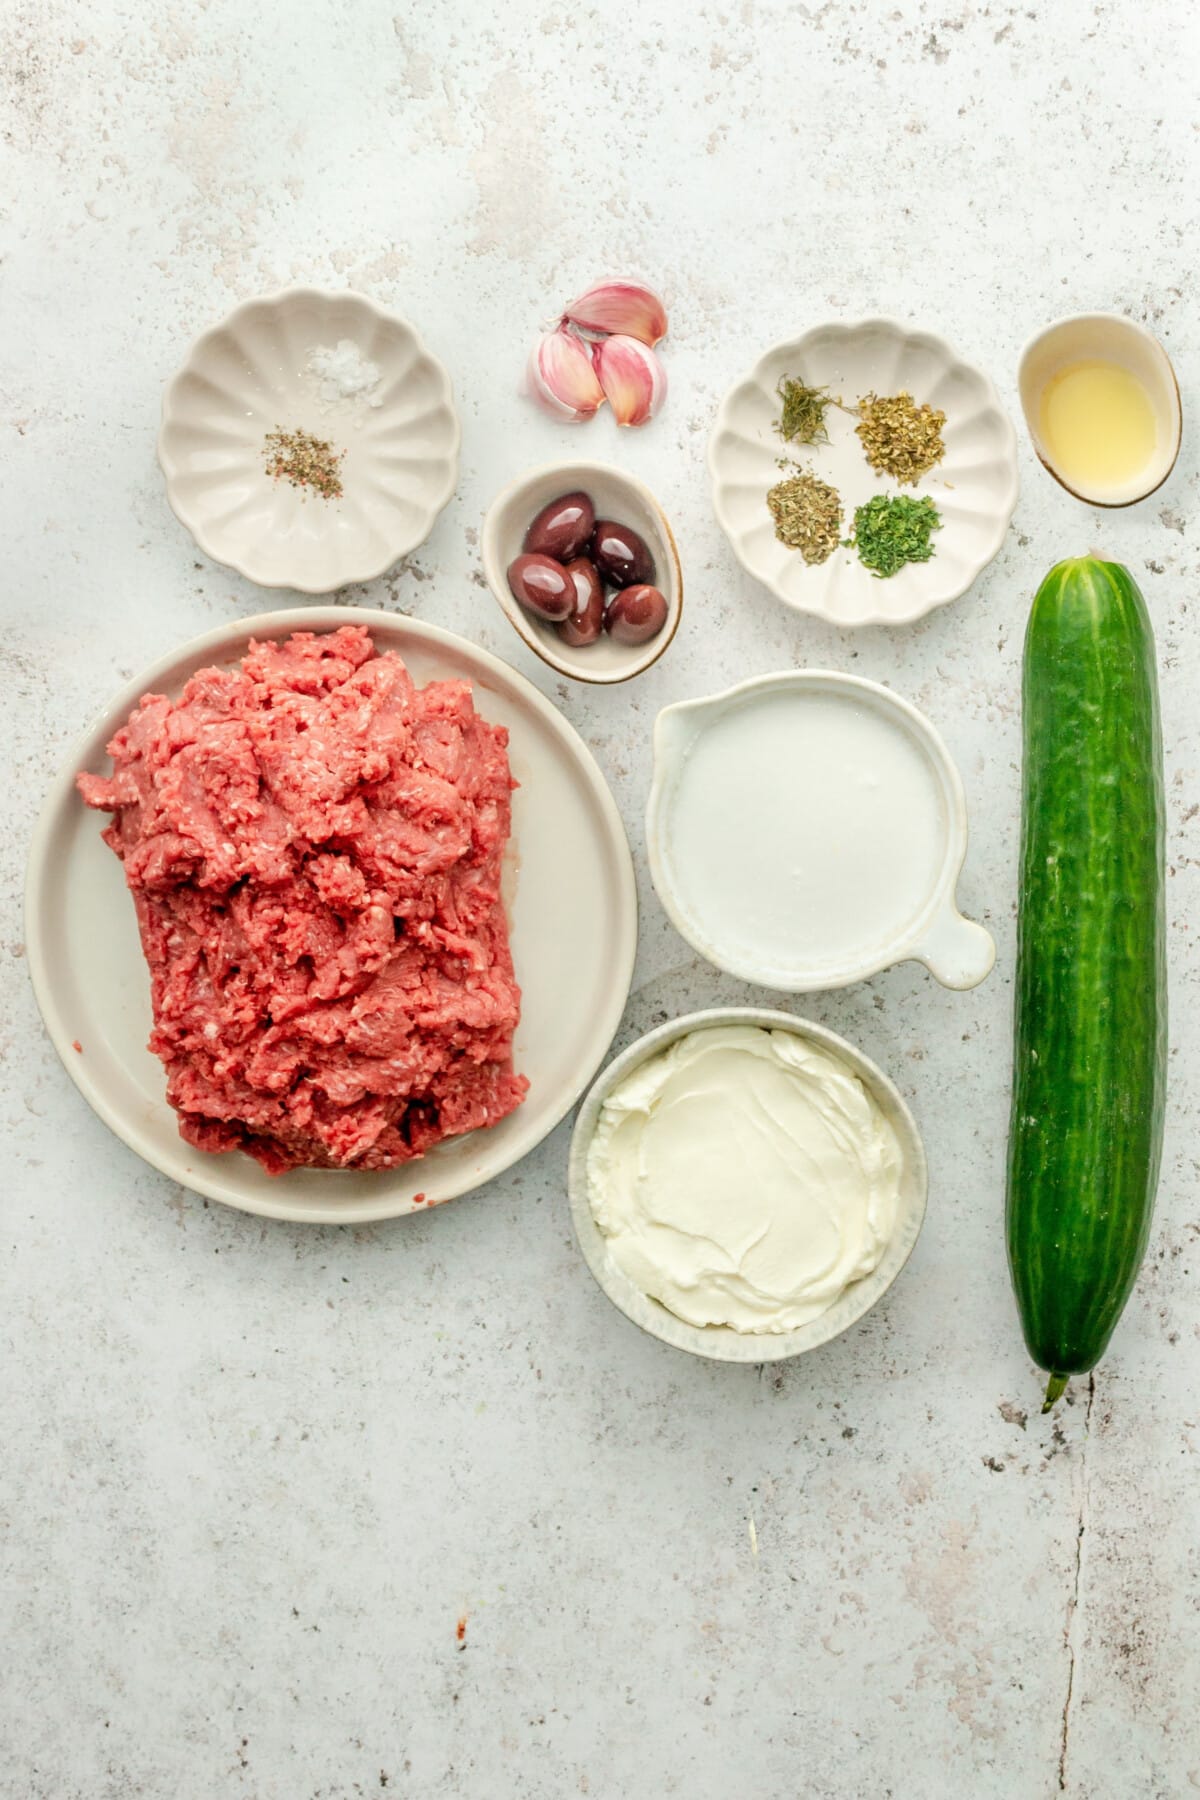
564 280 668 347
526 327 606 422
592 335 668 427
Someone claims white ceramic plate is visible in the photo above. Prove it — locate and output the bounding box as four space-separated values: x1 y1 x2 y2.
646 670 995 993
26 609 637 1225
481 461 683 685
568 1008 928 1363
158 288 460 593
709 319 1018 626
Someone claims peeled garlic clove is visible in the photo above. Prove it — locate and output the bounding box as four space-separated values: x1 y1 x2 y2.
564 280 668 347
592 335 667 428
526 327 606 422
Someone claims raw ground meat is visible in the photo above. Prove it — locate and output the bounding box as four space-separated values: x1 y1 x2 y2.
78 626 528 1174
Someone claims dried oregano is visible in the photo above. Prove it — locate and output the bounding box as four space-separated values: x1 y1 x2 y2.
855 391 946 485
766 470 844 563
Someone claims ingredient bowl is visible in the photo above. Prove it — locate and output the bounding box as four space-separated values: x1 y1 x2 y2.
481 461 683 684
646 670 994 992
1017 313 1182 507
568 1007 928 1363
708 319 1018 626
158 287 460 592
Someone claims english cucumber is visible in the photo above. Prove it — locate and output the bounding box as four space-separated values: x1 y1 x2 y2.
1006 558 1166 1410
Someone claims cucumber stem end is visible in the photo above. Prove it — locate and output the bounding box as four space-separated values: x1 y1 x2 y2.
1042 1372 1069 1412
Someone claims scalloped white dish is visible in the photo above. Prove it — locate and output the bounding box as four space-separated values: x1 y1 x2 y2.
26 608 637 1225
158 288 460 593
708 320 1018 627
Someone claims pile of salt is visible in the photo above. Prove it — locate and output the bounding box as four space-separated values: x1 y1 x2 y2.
306 339 384 409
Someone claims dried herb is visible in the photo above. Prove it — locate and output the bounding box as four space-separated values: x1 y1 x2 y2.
766 470 843 563
849 493 942 578
774 375 838 447
263 426 345 500
855 390 946 485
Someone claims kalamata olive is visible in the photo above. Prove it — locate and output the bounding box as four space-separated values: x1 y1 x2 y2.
556 557 605 648
522 490 595 562
507 553 575 622
590 518 655 588
605 583 669 645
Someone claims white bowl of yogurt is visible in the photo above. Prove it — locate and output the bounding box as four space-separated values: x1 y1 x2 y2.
646 669 995 993
567 1009 928 1362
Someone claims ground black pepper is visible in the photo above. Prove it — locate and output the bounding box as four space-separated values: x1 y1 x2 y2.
263 426 345 500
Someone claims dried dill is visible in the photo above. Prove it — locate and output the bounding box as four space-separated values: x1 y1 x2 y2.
774 375 839 447
855 390 946 485
263 425 345 500
766 470 843 563
849 493 942 578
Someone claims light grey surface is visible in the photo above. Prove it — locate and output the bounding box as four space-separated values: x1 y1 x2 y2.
1 2 1196 1796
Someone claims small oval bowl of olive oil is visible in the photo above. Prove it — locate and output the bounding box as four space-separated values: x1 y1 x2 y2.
1018 314 1181 508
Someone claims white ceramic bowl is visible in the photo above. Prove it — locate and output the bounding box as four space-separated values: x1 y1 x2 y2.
568 1007 928 1363
708 319 1018 627
1017 312 1182 507
646 670 995 993
481 461 682 684
158 287 460 592
26 608 637 1225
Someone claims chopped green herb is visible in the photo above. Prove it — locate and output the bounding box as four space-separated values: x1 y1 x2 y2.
849 493 942 578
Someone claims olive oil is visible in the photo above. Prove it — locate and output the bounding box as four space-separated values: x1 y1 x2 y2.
1038 360 1158 493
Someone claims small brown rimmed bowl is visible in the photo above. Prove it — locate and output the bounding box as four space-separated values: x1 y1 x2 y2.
482 461 682 685
1017 314 1182 508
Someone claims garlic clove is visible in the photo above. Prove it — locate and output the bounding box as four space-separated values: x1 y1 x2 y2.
526 327 606 422
592 335 668 428
564 279 668 347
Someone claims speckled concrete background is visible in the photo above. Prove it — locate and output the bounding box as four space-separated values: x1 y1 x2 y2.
2 2 1197 1796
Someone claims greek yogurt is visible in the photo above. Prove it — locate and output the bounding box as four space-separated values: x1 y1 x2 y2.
586 1025 902 1333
